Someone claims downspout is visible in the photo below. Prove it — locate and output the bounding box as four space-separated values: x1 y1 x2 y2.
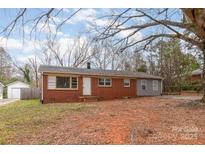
161 79 163 95
41 72 44 103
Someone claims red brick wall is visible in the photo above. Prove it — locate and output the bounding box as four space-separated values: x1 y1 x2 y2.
42 74 137 103
91 77 136 100
42 75 83 103
190 75 201 81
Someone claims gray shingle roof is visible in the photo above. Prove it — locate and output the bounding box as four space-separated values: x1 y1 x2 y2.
39 65 162 79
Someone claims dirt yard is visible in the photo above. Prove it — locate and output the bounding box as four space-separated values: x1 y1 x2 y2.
1 95 205 144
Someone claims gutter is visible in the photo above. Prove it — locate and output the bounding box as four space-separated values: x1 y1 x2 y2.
39 71 163 80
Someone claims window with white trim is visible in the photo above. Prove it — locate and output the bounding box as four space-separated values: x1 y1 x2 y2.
123 79 130 87
152 80 158 91
48 76 78 89
141 80 147 90
98 78 112 87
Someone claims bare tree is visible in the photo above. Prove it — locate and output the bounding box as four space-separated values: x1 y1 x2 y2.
36 36 95 68
71 37 93 67
96 8 205 102
0 47 13 82
91 41 114 70
90 39 132 70
13 62 32 84
28 56 39 87
45 39 65 66
37 43 53 65
0 9 81 39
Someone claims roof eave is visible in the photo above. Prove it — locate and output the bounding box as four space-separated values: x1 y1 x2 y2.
41 70 162 80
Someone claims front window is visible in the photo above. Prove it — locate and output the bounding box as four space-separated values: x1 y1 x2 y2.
55 76 77 89
123 79 130 87
48 76 78 89
98 78 112 87
141 80 147 90
56 77 70 88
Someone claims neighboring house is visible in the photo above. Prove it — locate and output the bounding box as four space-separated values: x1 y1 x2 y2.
0 82 4 99
191 69 202 81
39 64 163 103
7 81 30 99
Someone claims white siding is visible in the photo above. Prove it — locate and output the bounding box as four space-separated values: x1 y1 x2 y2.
137 79 162 96
152 80 159 91
48 76 56 89
7 81 30 99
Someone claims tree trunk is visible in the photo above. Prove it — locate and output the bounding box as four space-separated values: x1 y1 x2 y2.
201 51 205 103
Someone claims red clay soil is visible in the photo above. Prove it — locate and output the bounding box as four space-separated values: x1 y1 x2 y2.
18 96 205 144
180 91 202 96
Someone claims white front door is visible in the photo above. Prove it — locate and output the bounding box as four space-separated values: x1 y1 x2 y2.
83 77 91 95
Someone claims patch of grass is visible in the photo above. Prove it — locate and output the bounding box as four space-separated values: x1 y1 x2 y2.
0 100 94 144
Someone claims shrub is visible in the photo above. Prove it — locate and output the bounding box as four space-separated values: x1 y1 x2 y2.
181 84 202 92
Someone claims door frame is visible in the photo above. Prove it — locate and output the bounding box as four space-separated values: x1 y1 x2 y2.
83 77 91 95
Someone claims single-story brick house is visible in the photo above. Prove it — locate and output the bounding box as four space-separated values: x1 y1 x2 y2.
39 64 163 103
190 69 202 81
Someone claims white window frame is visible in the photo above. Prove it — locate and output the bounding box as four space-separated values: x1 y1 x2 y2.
152 80 158 91
123 79 130 87
98 78 112 87
48 76 56 89
141 79 147 90
48 75 78 90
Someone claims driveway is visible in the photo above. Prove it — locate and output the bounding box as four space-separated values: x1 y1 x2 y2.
0 99 19 106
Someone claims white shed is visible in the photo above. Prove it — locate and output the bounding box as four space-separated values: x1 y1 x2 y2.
0 82 4 99
7 81 30 99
